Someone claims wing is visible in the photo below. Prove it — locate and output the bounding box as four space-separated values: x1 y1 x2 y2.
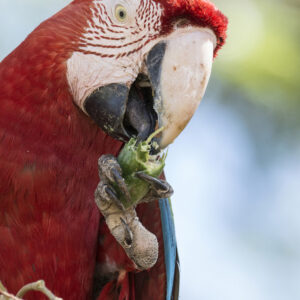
159 198 180 300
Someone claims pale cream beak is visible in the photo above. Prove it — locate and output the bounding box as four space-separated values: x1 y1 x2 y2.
154 27 216 148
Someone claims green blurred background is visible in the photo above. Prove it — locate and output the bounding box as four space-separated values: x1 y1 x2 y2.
1 0 299 299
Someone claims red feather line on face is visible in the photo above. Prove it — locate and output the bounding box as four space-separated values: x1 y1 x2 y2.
80 34 149 49
76 0 161 58
77 0 227 60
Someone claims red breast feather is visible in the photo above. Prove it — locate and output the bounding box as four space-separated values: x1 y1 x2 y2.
0 1 124 298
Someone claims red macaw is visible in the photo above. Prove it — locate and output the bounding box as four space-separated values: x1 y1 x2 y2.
0 0 227 299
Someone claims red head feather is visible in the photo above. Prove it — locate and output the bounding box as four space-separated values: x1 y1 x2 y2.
157 0 228 55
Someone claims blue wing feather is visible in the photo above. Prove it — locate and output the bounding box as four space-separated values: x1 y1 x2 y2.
159 198 179 300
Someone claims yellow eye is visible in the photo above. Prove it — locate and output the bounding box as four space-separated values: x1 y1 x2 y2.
115 5 128 22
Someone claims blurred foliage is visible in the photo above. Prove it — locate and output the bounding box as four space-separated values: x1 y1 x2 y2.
214 0 300 104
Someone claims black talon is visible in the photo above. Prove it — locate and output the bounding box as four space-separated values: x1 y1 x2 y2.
111 168 131 202
105 186 118 200
105 186 125 210
111 168 124 183
135 171 174 201
135 172 170 192
98 155 119 182
98 155 131 206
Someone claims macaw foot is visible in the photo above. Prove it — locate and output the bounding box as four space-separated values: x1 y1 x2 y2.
95 154 174 270
97 154 173 206
97 154 131 210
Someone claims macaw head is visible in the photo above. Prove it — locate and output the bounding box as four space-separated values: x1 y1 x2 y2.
52 0 227 148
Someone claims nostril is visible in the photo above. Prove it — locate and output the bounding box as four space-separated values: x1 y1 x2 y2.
174 18 190 28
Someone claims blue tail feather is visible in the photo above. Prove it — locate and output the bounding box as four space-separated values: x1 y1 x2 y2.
159 198 178 300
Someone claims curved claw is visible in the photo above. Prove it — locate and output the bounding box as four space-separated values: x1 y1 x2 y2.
95 182 125 211
105 185 125 211
97 154 131 206
111 168 131 203
135 171 174 201
135 172 172 192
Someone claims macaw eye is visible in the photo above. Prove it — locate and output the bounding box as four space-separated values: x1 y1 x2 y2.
115 5 128 22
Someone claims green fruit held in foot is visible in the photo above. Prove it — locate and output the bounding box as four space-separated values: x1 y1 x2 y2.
116 128 167 209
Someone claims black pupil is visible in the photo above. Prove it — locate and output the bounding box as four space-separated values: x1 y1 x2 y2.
119 10 125 18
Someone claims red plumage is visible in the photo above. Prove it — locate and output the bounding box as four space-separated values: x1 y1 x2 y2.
0 2 121 298
158 0 227 55
0 0 227 299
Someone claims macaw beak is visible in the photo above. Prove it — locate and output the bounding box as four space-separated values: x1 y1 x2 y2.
84 27 216 148
148 28 216 148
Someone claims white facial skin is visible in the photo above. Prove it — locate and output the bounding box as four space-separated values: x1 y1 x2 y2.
67 0 163 111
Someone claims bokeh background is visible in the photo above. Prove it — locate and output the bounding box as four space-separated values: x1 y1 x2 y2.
1 0 299 299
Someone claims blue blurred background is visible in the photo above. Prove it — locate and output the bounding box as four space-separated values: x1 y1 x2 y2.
1 1 299 299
